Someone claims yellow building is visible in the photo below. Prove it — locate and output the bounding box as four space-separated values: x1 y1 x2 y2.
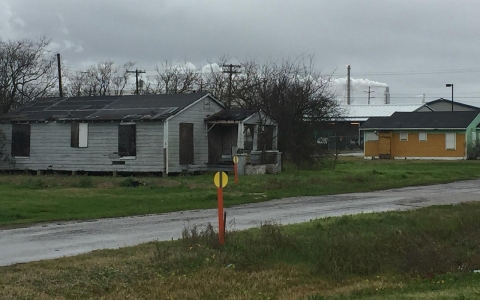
360 111 480 160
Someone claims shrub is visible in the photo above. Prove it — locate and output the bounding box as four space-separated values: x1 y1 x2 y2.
20 178 47 189
77 176 94 188
119 177 139 187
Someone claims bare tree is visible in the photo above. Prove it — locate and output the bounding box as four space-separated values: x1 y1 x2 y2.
0 37 57 114
233 57 339 168
65 60 135 96
200 57 230 100
150 60 201 94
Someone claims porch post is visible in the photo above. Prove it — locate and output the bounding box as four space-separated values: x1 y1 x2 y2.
237 122 244 150
253 125 259 151
273 124 278 151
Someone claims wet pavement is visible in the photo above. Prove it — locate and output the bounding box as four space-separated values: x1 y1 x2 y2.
1 179 480 266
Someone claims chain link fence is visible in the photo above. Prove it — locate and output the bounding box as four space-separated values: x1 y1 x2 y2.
316 135 364 151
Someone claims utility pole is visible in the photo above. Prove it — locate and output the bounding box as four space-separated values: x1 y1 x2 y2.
127 69 146 95
364 86 375 104
347 65 351 105
222 64 241 108
57 53 63 97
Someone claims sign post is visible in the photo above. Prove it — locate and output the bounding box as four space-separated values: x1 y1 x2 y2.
213 171 228 245
232 155 239 185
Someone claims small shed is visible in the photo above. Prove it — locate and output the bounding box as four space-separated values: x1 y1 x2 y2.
360 111 480 159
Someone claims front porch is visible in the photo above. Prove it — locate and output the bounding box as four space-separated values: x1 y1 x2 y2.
205 109 282 174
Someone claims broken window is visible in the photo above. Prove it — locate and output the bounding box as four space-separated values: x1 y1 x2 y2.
71 123 88 148
118 124 136 157
11 124 30 157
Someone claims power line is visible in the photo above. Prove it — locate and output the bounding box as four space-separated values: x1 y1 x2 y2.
364 87 375 104
126 69 146 95
222 64 241 108
331 66 480 77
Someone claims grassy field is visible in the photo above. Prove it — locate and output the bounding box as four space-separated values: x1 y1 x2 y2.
1 158 480 226
2 202 480 299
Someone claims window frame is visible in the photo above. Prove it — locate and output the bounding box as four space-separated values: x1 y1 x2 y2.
365 131 379 141
71 123 88 148
118 123 136 158
11 123 31 158
445 133 456 150
418 132 427 142
399 132 408 141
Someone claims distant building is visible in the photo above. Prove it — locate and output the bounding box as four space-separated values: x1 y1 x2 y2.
318 99 480 148
360 111 480 160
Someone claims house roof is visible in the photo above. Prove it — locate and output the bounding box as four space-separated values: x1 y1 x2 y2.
416 98 480 111
338 104 422 121
205 109 256 122
0 92 218 123
360 111 480 130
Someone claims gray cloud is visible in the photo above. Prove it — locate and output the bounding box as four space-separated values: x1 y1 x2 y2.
2 0 480 105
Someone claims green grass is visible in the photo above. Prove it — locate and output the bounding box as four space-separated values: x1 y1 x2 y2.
3 202 480 299
1 158 480 226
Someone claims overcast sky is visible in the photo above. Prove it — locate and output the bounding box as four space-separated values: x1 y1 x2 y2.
2 0 480 106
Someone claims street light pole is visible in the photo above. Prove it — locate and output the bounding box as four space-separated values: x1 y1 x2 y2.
446 84 454 111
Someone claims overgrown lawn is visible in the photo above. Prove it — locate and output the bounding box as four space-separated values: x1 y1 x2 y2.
2 202 480 299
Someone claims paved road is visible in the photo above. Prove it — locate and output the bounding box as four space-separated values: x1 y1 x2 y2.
2 179 480 266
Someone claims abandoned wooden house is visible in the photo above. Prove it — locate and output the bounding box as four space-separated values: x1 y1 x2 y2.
0 92 280 175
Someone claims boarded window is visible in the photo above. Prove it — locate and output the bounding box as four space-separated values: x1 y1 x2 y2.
71 123 88 147
445 133 456 150
399 132 408 141
11 124 30 157
118 124 136 157
419 132 427 141
179 123 194 165
365 132 379 141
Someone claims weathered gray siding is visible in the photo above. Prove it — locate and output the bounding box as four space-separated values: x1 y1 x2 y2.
0 123 13 169
0 122 164 172
167 96 224 172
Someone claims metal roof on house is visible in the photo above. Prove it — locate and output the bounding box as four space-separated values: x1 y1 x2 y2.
360 111 480 130
205 109 256 122
417 98 480 111
0 92 216 122
338 104 422 121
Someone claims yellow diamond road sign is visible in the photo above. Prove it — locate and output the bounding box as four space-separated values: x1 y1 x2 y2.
232 155 239 163
213 171 228 188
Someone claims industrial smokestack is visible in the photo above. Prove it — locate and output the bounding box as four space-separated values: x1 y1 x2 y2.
384 87 390 104
347 65 351 105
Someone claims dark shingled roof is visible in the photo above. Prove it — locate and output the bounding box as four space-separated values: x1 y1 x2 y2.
205 109 256 122
360 111 480 130
0 92 214 122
